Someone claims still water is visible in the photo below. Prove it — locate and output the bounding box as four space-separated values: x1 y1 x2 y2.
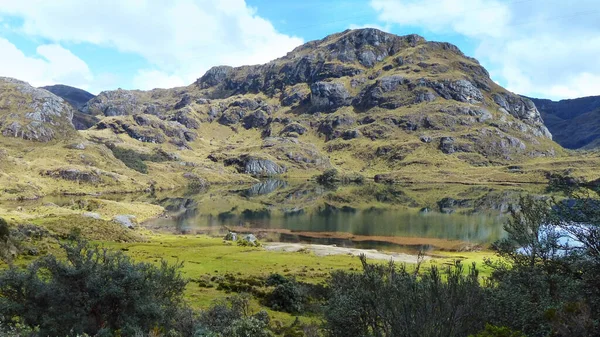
7 180 548 251
140 180 546 251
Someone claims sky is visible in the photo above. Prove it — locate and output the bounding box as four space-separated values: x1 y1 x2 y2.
0 0 599 100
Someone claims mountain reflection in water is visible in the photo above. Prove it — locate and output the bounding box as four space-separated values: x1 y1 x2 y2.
143 180 547 250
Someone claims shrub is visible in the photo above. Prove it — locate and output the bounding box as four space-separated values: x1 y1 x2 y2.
325 256 486 337
266 278 305 313
469 324 526 337
0 240 187 337
197 295 273 337
108 146 172 174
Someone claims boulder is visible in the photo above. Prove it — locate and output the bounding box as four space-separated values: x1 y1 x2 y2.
439 137 456 154
318 114 356 140
310 82 351 112
342 129 361 140
218 106 246 126
281 85 310 106
113 215 136 229
173 94 192 110
280 123 308 135
83 212 101 220
243 110 270 129
41 168 101 183
424 79 484 104
224 155 286 176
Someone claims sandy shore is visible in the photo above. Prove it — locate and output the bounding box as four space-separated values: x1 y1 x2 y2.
264 242 428 264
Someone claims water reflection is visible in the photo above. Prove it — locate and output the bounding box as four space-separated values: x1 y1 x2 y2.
143 181 544 249
3 180 546 250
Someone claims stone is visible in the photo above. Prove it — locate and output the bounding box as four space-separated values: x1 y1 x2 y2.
41 168 101 183
310 81 351 112
224 155 286 176
439 137 456 154
342 129 361 140
197 65 233 89
280 123 307 135
281 85 310 106
218 106 246 126
318 114 356 140
243 110 270 129
83 212 101 220
113 215 136 229
0 77 75 142
244 234 258 244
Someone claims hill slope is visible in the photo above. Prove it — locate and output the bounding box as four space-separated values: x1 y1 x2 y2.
78 29 558 175
529 96 600 149
1 29 599 199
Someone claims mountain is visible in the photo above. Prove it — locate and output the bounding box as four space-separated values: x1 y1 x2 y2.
41 84 99 130
529 96 600 149
79 29 557 171
41 84 95 110
0 77 76 142
2 29 598 200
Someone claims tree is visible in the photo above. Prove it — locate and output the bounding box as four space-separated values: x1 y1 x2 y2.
486 193 599 336
0 240 187 337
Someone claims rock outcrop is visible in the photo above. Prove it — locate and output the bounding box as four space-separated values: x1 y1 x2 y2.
0 77 75 141
0 28 563 188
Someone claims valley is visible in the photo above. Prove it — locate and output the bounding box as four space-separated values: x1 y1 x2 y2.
1 27 600 337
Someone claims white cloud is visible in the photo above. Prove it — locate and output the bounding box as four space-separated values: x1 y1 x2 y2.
371 0 600 99
371 0 511 38
132 70 187 90
0 0 303 91
0 38 93 90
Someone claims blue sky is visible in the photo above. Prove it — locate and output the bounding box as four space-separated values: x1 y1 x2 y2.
0 0 599 100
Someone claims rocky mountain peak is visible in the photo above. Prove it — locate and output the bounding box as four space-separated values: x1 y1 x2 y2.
0 77 75 142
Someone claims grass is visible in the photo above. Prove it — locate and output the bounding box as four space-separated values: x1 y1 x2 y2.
99 234 498 315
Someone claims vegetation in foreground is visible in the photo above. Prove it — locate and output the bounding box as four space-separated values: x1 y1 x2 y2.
1 179 600 336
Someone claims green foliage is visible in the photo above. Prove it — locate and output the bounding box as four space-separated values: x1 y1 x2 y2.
316 169 339 185
196 295 273 337
485 188 600 336
266 279 305 313
469 324 526 337
492 195 560 267
315 169 364 186
109 146 171 174
0 240 187 337
0 217 9 243
325 256 486 337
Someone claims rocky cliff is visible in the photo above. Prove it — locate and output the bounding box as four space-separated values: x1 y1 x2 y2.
42 84 99 130
0 77 76 142
0 29 579 199
76 29 555 173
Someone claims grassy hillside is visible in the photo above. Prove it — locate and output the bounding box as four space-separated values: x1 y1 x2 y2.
1 29 600 201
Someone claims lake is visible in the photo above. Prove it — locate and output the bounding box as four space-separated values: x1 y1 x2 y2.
4 180 548 252
140 180 546 252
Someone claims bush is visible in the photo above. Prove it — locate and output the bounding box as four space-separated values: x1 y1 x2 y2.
197 295 273 337
0 240 187 337
109 146 172 174
469 324 526 337
265 275 305 313
325 256 485 337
